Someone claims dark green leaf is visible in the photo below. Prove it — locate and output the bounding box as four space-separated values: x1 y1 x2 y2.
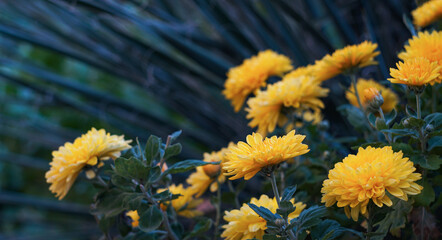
281 185 297 202
148 166 162 184
263 234 280 240
381 128 418 137
289 205 327 233
169 130 182 143
424 113 442 128
310 219 363 240
162 160 215 175
145 135 161 165
373 199 412 240
139 205 164 232
384 108 397 126
248 203 278 222
375 117 387 131
163 143 182 160
406 117 426 129
276 201 295 219
414 181 435 206
98 215 115 233
428 136 442 151
183 218 212 240
115 157 150 179
111 174 134 191
410 154 442 170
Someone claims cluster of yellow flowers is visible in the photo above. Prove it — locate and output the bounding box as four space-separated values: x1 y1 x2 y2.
389 31 442 86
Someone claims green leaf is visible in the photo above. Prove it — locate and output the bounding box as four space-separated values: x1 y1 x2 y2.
139 205 164 232
162 160 215 175
310 219 363 240
248 203 278 222
169 130 182 143
373 198 412 240
410 154 442 170
381 128 417 137
424 112 442 128
115 157 150 180
384 108 397 126
163 143 182 160
152 190 173 202
183 218 212 240
263 234 280 240
145 135 161 165
375 117 387 131
406 117 425 129
289 205 327 233
428 136 442 151
148 166 161 184
414 181 435 206
98 215 115 233
337 104 367 131
111 174 134 191
281 186 297 202
276 201 296 219
390 143 414 155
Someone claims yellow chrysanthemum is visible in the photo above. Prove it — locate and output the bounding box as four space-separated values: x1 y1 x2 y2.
388 57 441 86
321 146 423 221
46 128 132 200
398 31 442 84
246 75 329 136
158 184 203 218
187 149 228 197
284 64 317 79
221 195 306 240
346 78 399 113
314 41 380 82
223 130 309 180
412 0 442 27
126 210 140 228
223 50 293 112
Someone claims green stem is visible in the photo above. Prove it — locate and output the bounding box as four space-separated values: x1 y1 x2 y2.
366 204 373 240
416 94 427 153
159 135 171 170
416 94 421 119
270 172 296 240
378 107 392 144
227 181 240 208
213 179 222 240
432 85 437 113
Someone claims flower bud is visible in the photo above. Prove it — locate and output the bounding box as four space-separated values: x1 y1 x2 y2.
156 162 168 173
202 164 221 178
425 124 434 133
363 87 384 111
274 218 286 227
85 169 96 179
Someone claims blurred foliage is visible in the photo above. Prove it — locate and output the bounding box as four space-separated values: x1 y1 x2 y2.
0 0 428 239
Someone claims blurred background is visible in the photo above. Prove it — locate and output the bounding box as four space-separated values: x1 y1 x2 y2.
0 0 417 239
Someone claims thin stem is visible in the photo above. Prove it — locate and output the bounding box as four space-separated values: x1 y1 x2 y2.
432 85 437 113
269 172 296 240
213 179 222 240
159 136 171 170
416 94 421 119
227 181 240 208
378 107 392 144
132 179 179 240
366 204 373 240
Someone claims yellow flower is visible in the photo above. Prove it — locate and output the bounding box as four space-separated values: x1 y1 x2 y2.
223 50 293 112
158 184 203 218
398 31 442 84
284 64 317 79
126 210 140 227
314 41 380 82
388 57 441 86
45 128 132 200
221 195 306 240
187 149 228 197
246 76 329 136
412 0 442 27
321 146 423 221
346 78 399 113
363 88 381 102
223 130 309 180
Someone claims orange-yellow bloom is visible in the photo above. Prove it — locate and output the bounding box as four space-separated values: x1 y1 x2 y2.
321 146 423 221
187 148 229 197
389 57 441 86
221 195 306 240
246 75 328 136
158 184 203 218
126 210 140 227
223 130 309 180
398 31 442 84
223 50 293 112
314 41 380 82
46 128 132 199
284 64 317 79
412 0 442 27
346 78 399 113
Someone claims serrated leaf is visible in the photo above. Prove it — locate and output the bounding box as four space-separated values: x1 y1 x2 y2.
410 154 442 170
414 181 435 206
428 136 442 151
115 157 150 179
372 199 412 240
281 185 297 202
276 201 295 219
111 174 134 191
310 219 363 240
139 205 164 232
145 135 161 165
248 203 278 222
162 160 215 175
289 205 327 233
424 112 442 128
407 117 426 129
381 128 418 138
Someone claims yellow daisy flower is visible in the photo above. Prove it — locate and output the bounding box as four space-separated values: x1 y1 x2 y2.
223 130 309 180
321 146 423 221
388 57 441 86
246 76 329 136
412 0 442 27
158 184 203 218
398 31 442 84
126 210 140 227
346 78 399 113
45 128 132 200
314 41 380 82
187 149 228 197
221 195 306 240
223 50 293 112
